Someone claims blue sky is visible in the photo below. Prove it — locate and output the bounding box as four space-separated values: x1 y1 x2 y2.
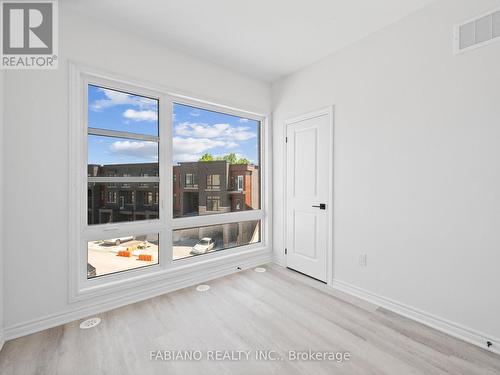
87 85 259 166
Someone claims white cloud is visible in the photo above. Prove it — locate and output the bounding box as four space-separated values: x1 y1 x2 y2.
91 88 157 111
239 118 249 123
174 153 203 163
173 137 228 163
189 111 201 117
109 140 158 160
175 122 256 142
173 137 226 154
123 109 158 122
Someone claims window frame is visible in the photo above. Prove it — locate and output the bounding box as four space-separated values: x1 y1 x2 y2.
69 63 270 302
106 191 117 204
206 196 220 212
206 174 221 190
170 97 266 264
144 191 154 206
184 173 197 188
237 175 244 191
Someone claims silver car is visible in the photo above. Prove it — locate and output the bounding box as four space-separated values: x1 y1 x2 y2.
190 238 216 255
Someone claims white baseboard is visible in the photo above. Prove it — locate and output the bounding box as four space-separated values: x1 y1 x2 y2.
331 279 500 355
5 252 271 341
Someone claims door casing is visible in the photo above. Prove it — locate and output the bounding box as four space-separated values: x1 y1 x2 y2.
283 106 334 286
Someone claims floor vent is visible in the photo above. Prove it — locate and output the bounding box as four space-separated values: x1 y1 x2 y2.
455 8 500 53
79 317 101 329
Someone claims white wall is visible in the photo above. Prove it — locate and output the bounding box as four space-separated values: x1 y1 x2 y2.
273 0 500 343
2 5 270 332
0 70 4 349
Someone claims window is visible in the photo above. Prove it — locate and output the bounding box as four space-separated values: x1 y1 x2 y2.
206 174 220 189
173 220 260 260
107 191 117 203
85 84 161 278
87 84 160 226
206 196 220 211
184 173 197 188
235 199 241 211
172 103 260 219
122 191 135 205
71 65 268 299
171 102 264 260
144 191 153 205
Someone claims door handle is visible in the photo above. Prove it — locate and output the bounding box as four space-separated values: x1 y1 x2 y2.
312 203 326 210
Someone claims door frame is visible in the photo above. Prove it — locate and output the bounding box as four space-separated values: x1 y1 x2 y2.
283 106 335 286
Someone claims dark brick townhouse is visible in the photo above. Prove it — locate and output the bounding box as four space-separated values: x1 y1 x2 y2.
87 163 159 224
88 160 259 224
173 160 260 218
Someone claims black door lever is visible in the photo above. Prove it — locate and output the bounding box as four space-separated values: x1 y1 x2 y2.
312 203 326 210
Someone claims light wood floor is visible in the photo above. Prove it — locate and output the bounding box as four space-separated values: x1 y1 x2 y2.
1 264 499 375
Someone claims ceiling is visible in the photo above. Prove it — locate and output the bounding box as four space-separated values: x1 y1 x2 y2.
63 0 436 82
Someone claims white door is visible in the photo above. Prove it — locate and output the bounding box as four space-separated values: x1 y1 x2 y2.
286 110 332 282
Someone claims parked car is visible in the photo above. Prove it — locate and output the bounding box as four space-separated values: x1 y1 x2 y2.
87 263 96 278
103 236 134 246
191 238 216 255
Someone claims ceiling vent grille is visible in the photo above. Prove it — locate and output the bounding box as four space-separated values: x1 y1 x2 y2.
454 9 500 53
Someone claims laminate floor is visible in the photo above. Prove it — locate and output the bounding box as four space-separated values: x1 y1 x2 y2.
1 264 499 374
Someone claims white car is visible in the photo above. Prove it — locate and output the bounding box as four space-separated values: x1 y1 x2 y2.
103 236 134 246
191 238 216 255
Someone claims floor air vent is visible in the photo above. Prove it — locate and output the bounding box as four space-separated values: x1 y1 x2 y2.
196 284 210 292
79 317 101 329
455 9 500 53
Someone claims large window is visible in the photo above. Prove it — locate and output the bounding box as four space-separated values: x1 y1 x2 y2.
86 84 160 278
71 65 267 299
172 103 260 219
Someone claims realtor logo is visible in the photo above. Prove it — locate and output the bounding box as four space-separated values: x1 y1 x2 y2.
1 0 58 69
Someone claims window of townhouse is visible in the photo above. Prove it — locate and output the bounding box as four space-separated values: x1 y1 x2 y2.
206 174 221 190
184 173 197 188
237 175 244 191
69 64 268 300
206 196 220 211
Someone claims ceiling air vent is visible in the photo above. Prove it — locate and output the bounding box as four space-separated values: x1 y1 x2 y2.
454 9 500 53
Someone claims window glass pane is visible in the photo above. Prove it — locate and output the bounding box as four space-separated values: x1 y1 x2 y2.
88 84 159 136
87 233 159 278
173 220 260 260
88 182 159 225
88 135 159 175
206 174 220 189
172 103 260 218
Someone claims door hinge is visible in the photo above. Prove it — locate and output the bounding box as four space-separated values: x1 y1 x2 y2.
285 136 288 143
285 248 287 255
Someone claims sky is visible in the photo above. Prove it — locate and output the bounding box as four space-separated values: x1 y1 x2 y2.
87 85 260 166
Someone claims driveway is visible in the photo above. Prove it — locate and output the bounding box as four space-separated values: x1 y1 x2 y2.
88 240 158 277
